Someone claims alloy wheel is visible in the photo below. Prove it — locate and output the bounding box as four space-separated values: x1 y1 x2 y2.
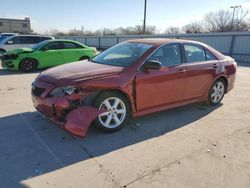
211 81 225 103
98 97 126 128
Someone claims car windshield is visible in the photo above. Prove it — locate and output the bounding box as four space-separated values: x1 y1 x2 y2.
0 35 15 44
92 42 152 67
32 40 51 50
0 35 13 42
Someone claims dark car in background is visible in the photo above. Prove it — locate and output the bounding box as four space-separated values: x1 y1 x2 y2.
0 35 54 55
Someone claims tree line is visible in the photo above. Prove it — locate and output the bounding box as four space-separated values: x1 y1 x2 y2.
166 8 249 34
44 8 250 36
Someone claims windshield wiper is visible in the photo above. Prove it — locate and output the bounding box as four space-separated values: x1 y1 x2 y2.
91 60 101 64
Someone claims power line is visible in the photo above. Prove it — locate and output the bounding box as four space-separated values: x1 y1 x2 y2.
143 0 147 34
230 5 242 30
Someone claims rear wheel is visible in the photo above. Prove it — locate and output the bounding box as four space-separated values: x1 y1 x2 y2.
208 79 226 105
19 58 37 72
93 92 130 132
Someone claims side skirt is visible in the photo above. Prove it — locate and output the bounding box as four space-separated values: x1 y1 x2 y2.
133 96 208 118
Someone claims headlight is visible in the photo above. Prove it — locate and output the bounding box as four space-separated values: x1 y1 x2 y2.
4 54 19 60
10 54 19 59
50 86 78 97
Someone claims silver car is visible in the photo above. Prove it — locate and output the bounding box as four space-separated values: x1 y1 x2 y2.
0 35 54 55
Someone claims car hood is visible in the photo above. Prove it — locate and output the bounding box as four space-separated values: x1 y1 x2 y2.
37 60 124 86
5 48 34 55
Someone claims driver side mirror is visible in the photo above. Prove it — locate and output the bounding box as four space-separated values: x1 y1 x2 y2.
142 60 161 70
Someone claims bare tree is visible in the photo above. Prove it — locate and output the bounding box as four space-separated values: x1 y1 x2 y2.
112 25 156 35
145 25 157 35
164 27 180 34
204 10 231 32
204 9 249 32
232 8 249 31
182 21 204 33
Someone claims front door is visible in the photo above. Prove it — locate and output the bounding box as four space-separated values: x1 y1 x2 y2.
135 43 187 111
38 42 64 67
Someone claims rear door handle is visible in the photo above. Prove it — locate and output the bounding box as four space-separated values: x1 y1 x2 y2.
213 64 219 68
178 69 186 74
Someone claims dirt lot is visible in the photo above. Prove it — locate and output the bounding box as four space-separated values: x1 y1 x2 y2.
0 64 250 188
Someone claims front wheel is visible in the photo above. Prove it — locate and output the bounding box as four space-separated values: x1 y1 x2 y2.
19 58 37 72
208 79 226 105
0 49 6 56
93 92 130 132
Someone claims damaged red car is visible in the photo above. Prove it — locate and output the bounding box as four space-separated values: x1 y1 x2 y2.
31 39 237 137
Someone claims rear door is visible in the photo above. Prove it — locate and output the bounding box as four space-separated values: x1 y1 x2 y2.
23 36 40 48
61 41 84 63
183 43 219 100
38 41 64 67
135 43 187 111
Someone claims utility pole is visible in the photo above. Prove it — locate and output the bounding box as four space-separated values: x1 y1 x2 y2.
230 5 241 31
143 0 147 34
81 26 84 36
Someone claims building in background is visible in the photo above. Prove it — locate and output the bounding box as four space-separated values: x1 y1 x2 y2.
0 17 32 34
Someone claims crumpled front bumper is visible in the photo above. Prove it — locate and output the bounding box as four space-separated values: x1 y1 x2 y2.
31 82 104 138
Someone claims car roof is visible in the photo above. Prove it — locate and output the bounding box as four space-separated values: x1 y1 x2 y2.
0 33 17 35
45 39 84 43
127 38 225 60
13 34 54 38
127 38 206 46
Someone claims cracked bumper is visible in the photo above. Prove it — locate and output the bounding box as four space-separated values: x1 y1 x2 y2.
31 82 103 138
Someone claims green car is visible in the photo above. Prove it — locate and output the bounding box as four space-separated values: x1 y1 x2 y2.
1 39 98 72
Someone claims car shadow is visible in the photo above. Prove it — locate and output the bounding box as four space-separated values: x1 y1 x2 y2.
0 102 222 188
0 68 43 76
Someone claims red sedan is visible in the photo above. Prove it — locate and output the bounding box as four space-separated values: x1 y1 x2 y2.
31 39 237 137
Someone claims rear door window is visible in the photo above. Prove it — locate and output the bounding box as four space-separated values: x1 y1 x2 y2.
42 42 62 50
24 36 40 44
205 49 217 60
63 42 82 49
184 44 206 63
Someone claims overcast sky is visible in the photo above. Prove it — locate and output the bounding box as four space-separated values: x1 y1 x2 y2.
1 0 250 33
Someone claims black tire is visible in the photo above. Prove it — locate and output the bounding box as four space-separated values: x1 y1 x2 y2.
208 79 226 106
79 56 90 61
19 58 37 72
93 91 131 133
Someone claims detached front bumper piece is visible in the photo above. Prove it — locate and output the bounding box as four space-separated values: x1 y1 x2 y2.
31 82 104 138
65 107 104 137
